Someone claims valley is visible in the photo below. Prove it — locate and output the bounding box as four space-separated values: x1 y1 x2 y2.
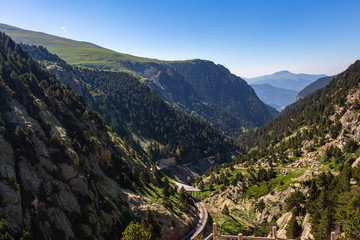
0 9 359 240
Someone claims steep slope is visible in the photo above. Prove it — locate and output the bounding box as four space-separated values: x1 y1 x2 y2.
295 75 336 101
0 33 197 240
197 60 360 239
246 70 326 91
251 83 298 111
0 23 277 136
20 44 233 164
168 60 278 128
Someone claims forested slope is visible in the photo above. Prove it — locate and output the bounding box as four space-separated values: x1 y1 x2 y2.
196 60 360 239
20 44 233 164
1 23 277 137
0 32 197 240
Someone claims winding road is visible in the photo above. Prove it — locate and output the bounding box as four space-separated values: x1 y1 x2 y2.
181 200 208 240
172 181 209 240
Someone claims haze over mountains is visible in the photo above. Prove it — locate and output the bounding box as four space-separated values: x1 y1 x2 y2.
0 23 277 136
251 84 298 111
246 70 327 91
245 71 328 111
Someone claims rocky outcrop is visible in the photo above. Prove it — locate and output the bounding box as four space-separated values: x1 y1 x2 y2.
300 214 314 240
46 64 97 110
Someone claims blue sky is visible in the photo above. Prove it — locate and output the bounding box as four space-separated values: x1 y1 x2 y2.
0 0 359 77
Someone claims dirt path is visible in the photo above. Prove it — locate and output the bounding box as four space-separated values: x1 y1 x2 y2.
181 201 208 240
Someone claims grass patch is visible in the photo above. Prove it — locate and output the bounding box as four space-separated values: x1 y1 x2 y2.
209 212 251 235
243 168 305 199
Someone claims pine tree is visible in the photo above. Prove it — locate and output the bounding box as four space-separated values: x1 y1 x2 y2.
286 215 301 239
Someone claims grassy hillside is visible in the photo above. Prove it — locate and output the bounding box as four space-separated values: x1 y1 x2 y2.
0 23 167 71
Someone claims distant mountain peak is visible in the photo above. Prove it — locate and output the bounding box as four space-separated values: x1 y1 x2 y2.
247 71 327 91
275 70 291 74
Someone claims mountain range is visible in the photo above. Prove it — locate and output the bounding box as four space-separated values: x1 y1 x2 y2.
0 23 277 137
246 70 327 91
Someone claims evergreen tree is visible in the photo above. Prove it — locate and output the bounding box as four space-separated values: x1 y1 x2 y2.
286 215 301 239
341 198 360 240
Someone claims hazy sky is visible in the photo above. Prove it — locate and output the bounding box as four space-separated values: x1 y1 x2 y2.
1 0 359 77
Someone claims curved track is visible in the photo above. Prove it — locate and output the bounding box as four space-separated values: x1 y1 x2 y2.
181 201 208 240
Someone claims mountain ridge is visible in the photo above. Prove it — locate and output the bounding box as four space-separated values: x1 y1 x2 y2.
19 43 233 164
0 23 278 136
295 75 336 102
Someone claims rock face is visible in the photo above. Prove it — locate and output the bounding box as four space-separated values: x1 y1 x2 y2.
168 60 278 129
0 134 22 234
45 64 97 110
0 33 196 239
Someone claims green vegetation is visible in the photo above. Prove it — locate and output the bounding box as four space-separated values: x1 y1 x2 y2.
20 43 234 164
208 210 252 236
0 31 196 240
121 221 151 240
0 24 164 66
198 60 360 239
72 66 233 163
4 24 278 137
